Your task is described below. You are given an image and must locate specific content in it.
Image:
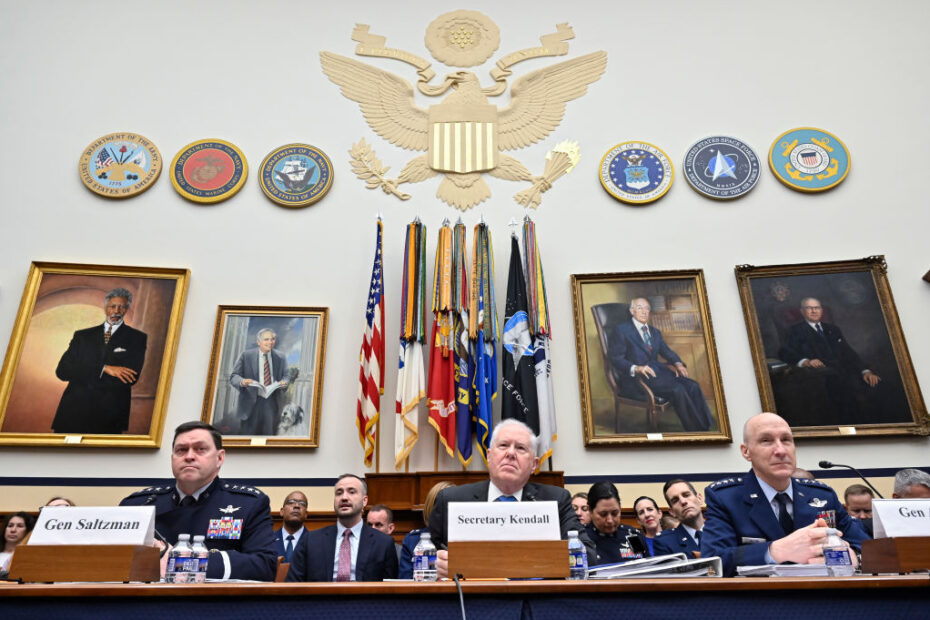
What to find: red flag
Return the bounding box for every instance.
[356,220,384,467]
[427,314,456,456]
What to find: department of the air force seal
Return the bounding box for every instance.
[599,141,674,205]
[170,139,248,204]
[78,132,162,199]
[683,136,760,200]
[259,144,333,207]
[769,127,850,192]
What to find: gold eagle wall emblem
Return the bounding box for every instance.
[320,10,607,210]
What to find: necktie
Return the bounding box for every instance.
[179,495,196,507]
[816,323,825,338]
[263,353,272,386]
[284,535,295,563]
[694,530,702,545]
[774,492,794,535]
[495,495,517,502]
[336,529,352,581]
[104,324,112,344]
[642,325,653,350]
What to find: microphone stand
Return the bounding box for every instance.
[818,460,885,498]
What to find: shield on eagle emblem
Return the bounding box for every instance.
[428,103,498,173]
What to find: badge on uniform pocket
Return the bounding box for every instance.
[207,517,243,539]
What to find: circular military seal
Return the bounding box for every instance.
[259,144,334,208]
[682,136,760,200]
[170,139,248,204]
[78,132,162,199]
[599,141,674,205]
[769,127,850,192]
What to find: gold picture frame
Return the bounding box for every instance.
[571,270,731,445]
[201,305,328,448]
[735,256,928,438]
[0,262,190,447]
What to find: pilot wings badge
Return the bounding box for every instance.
[219,504,240,514]
[321,10,606,210]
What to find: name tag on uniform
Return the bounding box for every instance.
[207,517,243,539]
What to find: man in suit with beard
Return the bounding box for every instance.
[229,328,289,435]
[52,287,147,434]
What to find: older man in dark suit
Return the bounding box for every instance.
[52,287,147,434]
[229,328,289,435]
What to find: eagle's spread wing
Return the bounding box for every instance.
[497,51,607,151]
[320,52,429,151]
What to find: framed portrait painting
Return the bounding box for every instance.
[0,262,190,447]
[571,270,731,445]
[201,305,328,448]
[735,256,928,438]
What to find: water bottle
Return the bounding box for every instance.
[567,530,588,580]
[190,535,209,583]
[823,528,855,576]
[412,531,438,582]
[165,534,192,583]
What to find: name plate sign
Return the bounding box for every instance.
[872,499,930,538]
[29,506,155,545]
[448,501,559,542]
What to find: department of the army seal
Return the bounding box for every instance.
[78,132,162,199]
[170,139,248,204]
[259,144,333,207]
[769,127,850,192]
[682,136,760,200]
[599,141,674,205]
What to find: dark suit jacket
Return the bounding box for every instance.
[53,322,147,433]
[779,321,868,375]
[701,469,868,576]
[607,320,684,397]
[273,526,305,560]
[286,523,397,582]
[427,480,596,564]
[652,523,700,557]
[229,347,288,421]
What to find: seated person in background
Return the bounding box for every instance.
[399,482,453,579]
[844,483,875,537]
[660,513,680,532]
[633,496,663,556]
[572,492,591,526]
[701,412,867,576]
[653,479,705,557]
[275,491,309,563]
[586,481,648,565]
[792,467,815,480]
[893,468,930,498]
[44,497,75,507]
[366,504,401,562]
[429,420,593,578]
[287,474,397,582]
[1,512,35,578]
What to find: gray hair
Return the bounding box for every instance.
[105,288,132,307]
[256,328,276,340]
[489,419,538,455]
[893,468,930,496]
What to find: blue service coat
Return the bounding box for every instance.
[652,523,700,557]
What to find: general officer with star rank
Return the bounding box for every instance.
[120,421,276,581]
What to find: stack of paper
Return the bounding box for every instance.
[588,554,722,579]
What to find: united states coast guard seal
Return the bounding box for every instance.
[599,141,673,205]
[170,139,248,204]
[683,136,760,200]
[259,144,333,207]
[78,132,162,199]
[769,127,850,192]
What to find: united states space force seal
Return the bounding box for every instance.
[78,132,162,199]
[259,144,334,207]
[599,141,673,205]
[170,139,248,204]
[769,127,850,192]
[682,136,760,200]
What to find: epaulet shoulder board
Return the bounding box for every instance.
[708,476,744,490]
[127,485,173,497]
[223,482,264,497]
[796,477,829,488]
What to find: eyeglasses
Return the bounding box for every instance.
[284,499,308,507]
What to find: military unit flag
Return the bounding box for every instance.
[469,222,499,464]
[427,222,457,457]
[355,220,384,468]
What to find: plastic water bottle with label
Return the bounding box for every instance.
[165,534,193,583]
[823,528,855,576]
[412,531,438,582]
[190,535,209,583]
[567,530,588,580]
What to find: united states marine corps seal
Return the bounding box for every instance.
[599,141,674,205]
[769,127,850,192]
[78,132,162,199]
[259,144,333,207]
[683,136,760,200]
[170,139,248,204]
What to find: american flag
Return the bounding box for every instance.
[96,148,115,168]
[356,220,384,468]
[800,151,819,167]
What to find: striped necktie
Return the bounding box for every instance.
[263,353,272,386]
[104,324,112,344]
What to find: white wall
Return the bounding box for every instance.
[1,0,928,491]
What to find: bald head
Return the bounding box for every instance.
[741,413,797,490]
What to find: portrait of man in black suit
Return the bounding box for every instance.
[51,287,147,434]
[229,328,289,436]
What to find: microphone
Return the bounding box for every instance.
[818,460,884,498]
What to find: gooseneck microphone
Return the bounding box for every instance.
[818,460,885,498]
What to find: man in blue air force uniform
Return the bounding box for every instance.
[120,421,276,581]
[653,478,705,557]
[700,412,867,576]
